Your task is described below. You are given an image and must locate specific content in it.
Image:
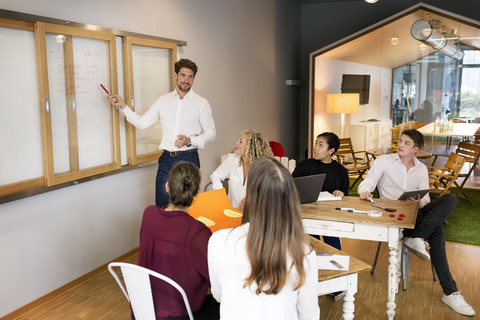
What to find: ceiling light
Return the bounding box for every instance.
[365,0,379,3]
[390,37,400,46]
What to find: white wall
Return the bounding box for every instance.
[0,0,300,316]
[313,56,392,141]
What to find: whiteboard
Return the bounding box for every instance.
[46,33,114,173]
[0,26,43,186]
[132,45,171,155]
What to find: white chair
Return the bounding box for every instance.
[108,262,194,320]
[275,156,296,173]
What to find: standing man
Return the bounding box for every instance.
[357,129,475,317]
[108,58,216,207]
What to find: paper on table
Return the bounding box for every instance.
[317,191,341,201]
[316,254,350,271]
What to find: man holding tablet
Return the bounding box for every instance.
[358,129,475,317]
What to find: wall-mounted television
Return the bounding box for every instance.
[341,74,370,105]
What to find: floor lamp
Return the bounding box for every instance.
[326,93,360,138]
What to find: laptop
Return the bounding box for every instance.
[293,174,326,204]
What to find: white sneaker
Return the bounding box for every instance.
[402,237,430,261]
[442,291,476,316]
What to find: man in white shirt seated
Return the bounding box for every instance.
[358,129,475,317]
[108,59,216,207]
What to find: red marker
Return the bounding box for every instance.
[100,84,109,95]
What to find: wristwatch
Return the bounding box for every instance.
[186,138,191,148]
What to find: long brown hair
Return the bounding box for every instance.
[242,158,310,294]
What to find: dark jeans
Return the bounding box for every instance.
[131,294,219,320]
[402,193,458,295]
[155,151,200,207]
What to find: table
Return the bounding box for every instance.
[302,196,418,320]
[367,148,432,159]
[417,122,480,150]
[310,236,370,320]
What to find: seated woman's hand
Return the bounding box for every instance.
[332,190,344,198]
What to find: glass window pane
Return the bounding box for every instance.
[0,26,43,185]
[132,45,171,156]
[46,33,114,173]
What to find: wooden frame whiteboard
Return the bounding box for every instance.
[0,18,44,196]
[123,36,177,165]
[35,22,120,186]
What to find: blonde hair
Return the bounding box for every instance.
[242,158,311,295]
[241,129,273,166]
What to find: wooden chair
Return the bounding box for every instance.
[429,142,480,205]
[335,138,372,190]
[428,152,466,199]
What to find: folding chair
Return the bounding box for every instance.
[108,262,194,320]
[335,138,372,189]
[428,152,466,199]
[430,142,480,205]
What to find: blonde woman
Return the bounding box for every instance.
[208,158,319,320]
[210,129,273,207]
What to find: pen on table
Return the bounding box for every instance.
[368,196,375,204]
[336,208,368,213]
[100,84,109,95]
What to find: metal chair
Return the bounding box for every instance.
[370,243,437,291]
[108,262,194,320]
[429,142,480,205]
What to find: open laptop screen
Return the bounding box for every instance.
[292,174,326,204]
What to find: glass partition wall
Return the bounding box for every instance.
[310,6,480,155]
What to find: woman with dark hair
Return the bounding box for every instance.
[292,132,349,249]
[208,158,319,320]
[137,161,219,320]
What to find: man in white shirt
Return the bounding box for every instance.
[358,129,475,317]
[108,59,216,207]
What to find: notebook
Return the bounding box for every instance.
[293,174,326,204]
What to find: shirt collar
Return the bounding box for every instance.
[174,88,195,100]
[393,152,421,167]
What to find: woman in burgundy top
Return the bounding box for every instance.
[137,161,219,320]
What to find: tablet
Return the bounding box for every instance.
[398,189,430,201]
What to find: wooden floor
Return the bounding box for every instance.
[6,239,479,320]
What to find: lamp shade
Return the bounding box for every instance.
[326,93,360,114]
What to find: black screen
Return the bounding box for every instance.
[341,74,370,105]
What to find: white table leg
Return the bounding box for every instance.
[387,228,401,320]
[342,274,358,320]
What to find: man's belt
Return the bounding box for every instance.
[163,149,198,157]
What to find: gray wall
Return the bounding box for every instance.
[0,0,300,316]
[298,0,480,160]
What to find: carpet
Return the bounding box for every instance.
[443,189,480,246]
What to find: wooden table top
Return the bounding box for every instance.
[301,196,418,229]
[309,236,371,282]
[417,122,480,137]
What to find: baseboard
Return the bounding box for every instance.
[1,247,139,320]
